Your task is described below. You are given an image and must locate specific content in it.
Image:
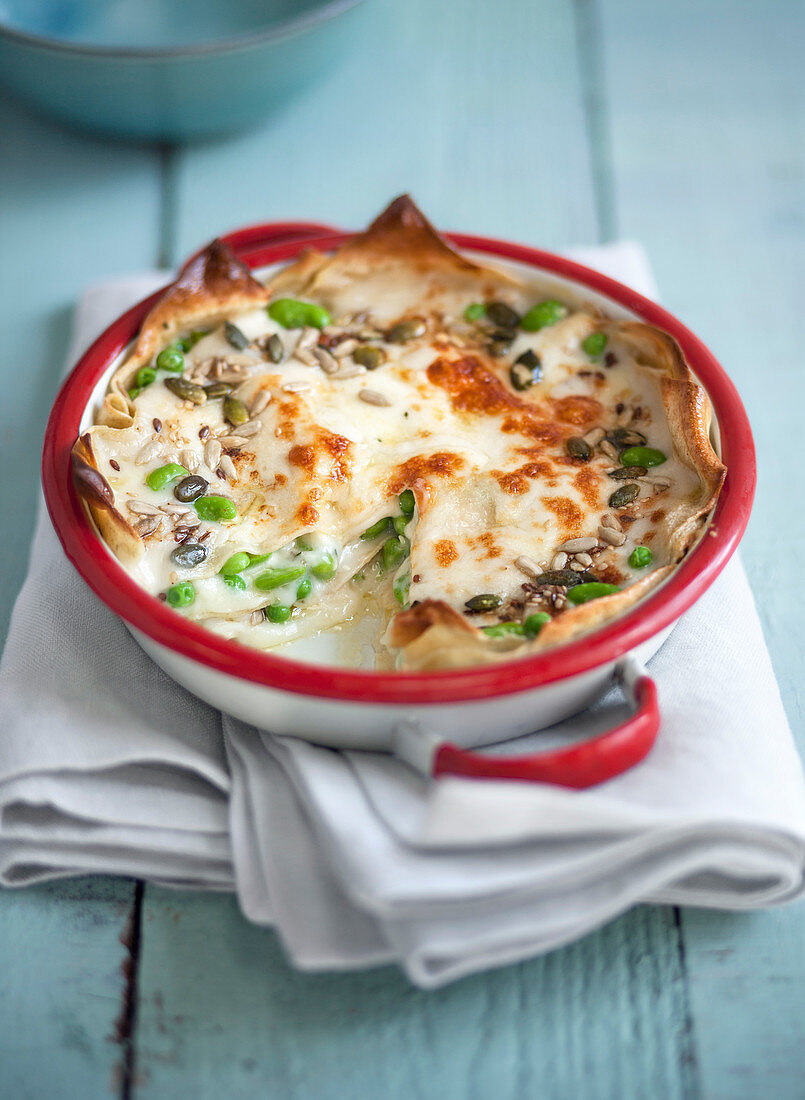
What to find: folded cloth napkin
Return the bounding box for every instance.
[1,245,803,989]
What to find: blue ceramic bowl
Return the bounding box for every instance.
[0,0,368,140]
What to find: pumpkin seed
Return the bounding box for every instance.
[608,465,647,479]
[607,427,647,447]
[224,321,250,350]
[204,381,233,399]
[566,436,592,461]
[534,569,597,587]
[488,334,514,358]
[387,319,426,344]
[170,543,209,568]
[266,334,284,363]
[485,302,520,330]
[173,475,209,503]
[510,350,542,390]
[165,377,207,405]
[352,345,385,370]
[465,593,502,612]
[608,483,640,508]
[223,396,249,426]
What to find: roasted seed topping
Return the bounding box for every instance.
[358,389,392,407]
[559,537,598,553]
[515,555,543,579]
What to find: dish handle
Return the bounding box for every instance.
[393,655,659,788]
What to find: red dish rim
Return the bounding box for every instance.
[42,222,756,705]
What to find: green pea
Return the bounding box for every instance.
[247,552,272,567]
[398,489,415,516]
[146,463,189,491]
[463,302,486,322]
[254,565,306,590]
[296,577,313,600]
[156,345,185,373]
[194,496,237,523]
[393,573,410,606]
[392,515,409,535]
[135,366,157,389]
[620,446,667,468]
[310,554,336,580]
[222,574,246,590]
[382,536,409,572]
[268,298,331,330]
[361,516,393,540]
[521,299,568,332]
[295,534,314,552]
[482,621,526,638]
[266,604,292,624]
[567,582,620,605]
[166,581,195,608]
[220,551,251,576]
[581,332,608,359]
[629,545,653,568]
[524,611,552,638]
[177,337,192,353]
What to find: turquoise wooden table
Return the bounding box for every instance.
[1,0,804,1095]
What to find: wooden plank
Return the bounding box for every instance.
[133,892,693,1100]
[167,0,598,264]
[0,877,140,1099]
[0,94,162,1096]
[599,0,805,1094]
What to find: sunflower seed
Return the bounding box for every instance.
[135,437,163,465]
[600,512,623,531]
[179,449,199,473]
[249,390,272,416]
[515,555,543,579]
[570,561,587,572]
[135,515,161,537]
[218,371,248,385]
[250,609,264,626]
[218,435,249,450]
[160,503,194,517]
[128,500,161,516]
[598,525,627,547]
[617,406,634,427]
[294,348,318,368]
[313,346,339,374]
[551,552,568,570]
[647,477,672,494]
[575,552,594,567]
[237,419,262,437]
[599,440,620,461]
[358,389,391,407]
[194,358,216,379]
[559,537,598,553]
[332,363,365,380]
[583,427,606,447]
[219,454,237,480]
[296,327,320,353]
[333,338,358,358]
[204,439,222,469]
[282,381,312,394]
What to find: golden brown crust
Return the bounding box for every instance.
[71,434,143,566]
[99,239,270,428]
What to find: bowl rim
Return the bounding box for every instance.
[0,0,366,59]
[42,221,756,705]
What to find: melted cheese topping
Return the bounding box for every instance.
[86,284,704,663]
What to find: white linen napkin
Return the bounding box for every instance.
[1,246,803,989]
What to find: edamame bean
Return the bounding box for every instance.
[166,581,195,608]
[521,299,568,331]
[194,495,237,523]
[310,555,336,580]
[220,552,251,576]
[222,574,246,590]
[481,621,525,638]
[582,332,607,359]
[268,298,331,330]
[146,463,189,491]
[361,517,392,540]
[566,582,620,604]
[254,565,306,590]
[524,611,552,638]
[393,573,410,606]
[392,515,409,535]
[296,577,313,600]
[620,446,667,467]
[156,345,185,373]
[382,536,409,572]
[398,489,415,515]
[629,545,653,568]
